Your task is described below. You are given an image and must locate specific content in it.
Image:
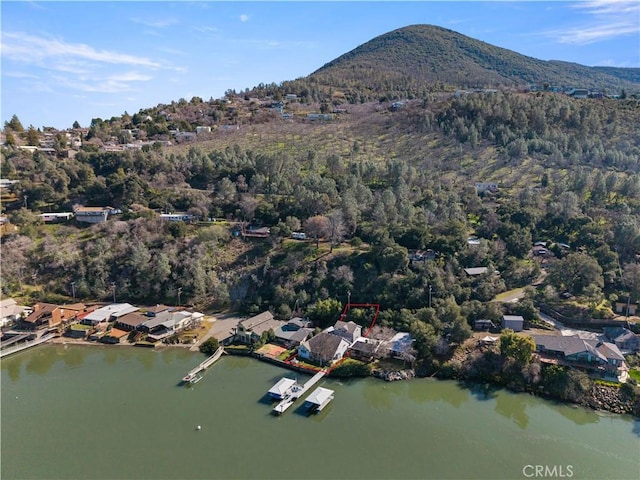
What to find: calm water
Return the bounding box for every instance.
[1,345,639,480]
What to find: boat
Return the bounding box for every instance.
[183,372,202,384]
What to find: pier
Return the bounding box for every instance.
[0,332,57,358]
[182,346,224,385]
[272,369,326,415]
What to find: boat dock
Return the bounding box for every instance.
[272,369,326,415]
[304,387,334,413]
[182,346,224,385]
[0,332,57,359]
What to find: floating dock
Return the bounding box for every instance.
[182,346,224,385]
[304,387,334,413]
[272,370,326,415]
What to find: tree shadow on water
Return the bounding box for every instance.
[466,382,499,401]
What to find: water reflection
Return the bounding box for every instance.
[361,379,398,410]
[494,391,531,429]
[406,378,470,408]
[25,350,56,376]
[61,345,87,369]
[137,348,158,370]
[2,353,26,383]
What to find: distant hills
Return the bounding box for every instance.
[309,25,640,93]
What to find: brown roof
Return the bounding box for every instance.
[106,328,128,339]
[305,332,349,362]
[23,303,56,323]
[116,312,148,328]
[145,304,172,315]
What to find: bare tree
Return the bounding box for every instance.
[304,215,329,248]
[327,210,347,252]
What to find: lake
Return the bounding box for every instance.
[2,344,638,479]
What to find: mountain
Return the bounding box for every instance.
[309,24,640,93]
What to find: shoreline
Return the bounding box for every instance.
[9,336,637,418]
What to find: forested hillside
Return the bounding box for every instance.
[2,23,640,365]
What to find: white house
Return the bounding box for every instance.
[82,303,139,326]
[74,206,111,224]
[330,320,362,344]
[0,298,30,328]
[298,332,350,366]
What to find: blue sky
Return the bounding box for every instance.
[2,1,639,130]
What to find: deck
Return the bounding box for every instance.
[182,346,224,384]
[272,370,326,415]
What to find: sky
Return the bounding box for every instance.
[2,1,639,130]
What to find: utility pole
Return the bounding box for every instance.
[71,281,76,303]
[347,290,351,309]
[111,282,116,303]
[177,287,182,307]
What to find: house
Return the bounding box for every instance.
[40,212,74,223]
[140,310,197,341]
[602,327,640,353]
[159,213,196,222]
[532,245,549,256]
[195,126,211,135]
[348,338,379,362]
[242,226,271,238]
[144,304,172,317]
[502,315,524,332]
[273,318,313,347]
[614,301,638,316]
[114,312,149,331]
[567,89,589,99]
[475,182,498,194]
[100,327,129,344]
[298,332,350,366]
[74,206,112,224]
[235,311,282,344]
[82,303,138,326]
[531,334,628,380]
[464,267,489,276]
[382,332,415,359]
[23,303,86,329]
[0,298,30,328]
[474,319,496,331]
[330,320,362,344]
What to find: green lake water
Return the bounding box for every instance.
[1,344,639,480]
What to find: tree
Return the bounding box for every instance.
[622,263,640,302]
[72,120,81,129]
[547,253,603,295]
[304,215,330,248]
[307,298,343,328]
[499,329,535,366]
[327,210,346,252]
[5,114,24,132]
[25,125,39,146]
[199,337,219,355]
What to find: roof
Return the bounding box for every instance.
[603,327,637,344]
[23,303,57,323]
[303,332,349,361]
[531,334,625,362]
[334,320,360,334]
[142,310,192,330]
[239,311,274,331]
[385,332,414,353]
[106,328,128,339]
[145,304,172,315]
[305,387,334,406]
[275,326,313,343]
[350,339,378,354]
[84,303,137,323]
[503,315,524,322]
[74,206,111,213]
[268,377,297,397]
[0,298,28,319]
[116,312,148,328]
[464,267,488,276]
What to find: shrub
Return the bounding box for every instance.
[199,337,219,355]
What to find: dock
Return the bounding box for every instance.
[272,370,326,415]
[182,346,224,385]
[0,332,57,358]
[304,387,334,413]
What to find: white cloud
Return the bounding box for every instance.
[1,31,162,68]
[549,1,640,44]
[240,14,249,23]
[129,17,179,28]
[553,22,639,45]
